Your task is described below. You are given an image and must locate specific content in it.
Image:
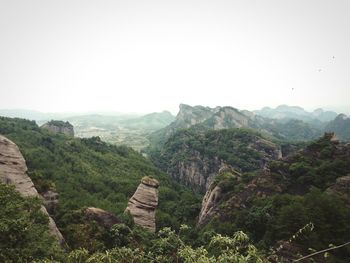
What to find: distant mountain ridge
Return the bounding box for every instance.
[147,104,323,147]
[255,104,338,123]
[325,113,350,140]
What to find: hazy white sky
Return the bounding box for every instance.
[1,0,349,114]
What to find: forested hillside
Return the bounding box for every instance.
[0,117,200,252]
[198,133,350,261]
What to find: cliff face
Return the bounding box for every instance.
[125,177,159,232]
[197,184,223,227]
[161,129,282,193]
[41,120,74,136]
[0,135,64,244]
[325,114,350,141]
[174,151,227,192]
[198,169,284,227]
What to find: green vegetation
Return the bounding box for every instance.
[150,128,280,184]
[1,115,350,262]
[0,116,200,251]
[201,134,350,261]
[0,183,64,262]
[46,120,73,128]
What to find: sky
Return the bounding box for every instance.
[1,0,350,114]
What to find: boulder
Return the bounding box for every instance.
[125,177,159,232]
[85,207,120,229]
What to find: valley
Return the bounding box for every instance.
[1,104,350,262]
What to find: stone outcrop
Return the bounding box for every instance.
[41,120,74,136]
[125,177,159,232]
[85,207,120,229]
[326,174,350,207]
[0,135,64,244]
[198,169,284,227]
[197,184,223,227]
[167,136,281,193]
[325,114,350,141]
[175,152,228,192]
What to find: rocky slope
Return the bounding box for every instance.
[125,177,159,232]
[324,113,350,141]
[198,133,350,228]
[0,135,64,244]
[198,168,283,227]
[41,120,74,136]
[326,174,350,207]
[156,128,282,192]
[148,104,323,150]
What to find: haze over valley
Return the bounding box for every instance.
[1,1,350,262]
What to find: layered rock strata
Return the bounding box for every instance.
[125,177,159,232]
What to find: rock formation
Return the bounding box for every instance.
[198,169,283,227]
[41,120,74,136]
[85,207,120,229]
[324,114,350,141]
[125,177,159,232]
[197,184,223,227]
[326,174,350,207]
[0,135,64,244]
[163,131,282,193]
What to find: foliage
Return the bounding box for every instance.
[0,183,64,262]
[66,227,268,263]
[152,128,280,191]
[0,116,200,250]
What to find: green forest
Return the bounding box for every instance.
[1,116,350,262]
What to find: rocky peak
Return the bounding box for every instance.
[41,120,74,136]
[207,107,253,129]
[0,135,64,244]
[175,104,217,129]
[125,177,159,232]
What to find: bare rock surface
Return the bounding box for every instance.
[125,177,159,232]
[41,120,74,136]
[0,135,64,244]
[197,185,222,227]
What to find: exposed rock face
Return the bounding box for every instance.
[198,170,284,227]
[41,120,74,136]
[164,133,281,193]
[175,151,228,192]
[326,174,350,207]
[42,190,59,215]
[0,135,64,244]
[125,177,159,232]
[197,185,223,227]
[325,114,350,141]
[85,207,120,229]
